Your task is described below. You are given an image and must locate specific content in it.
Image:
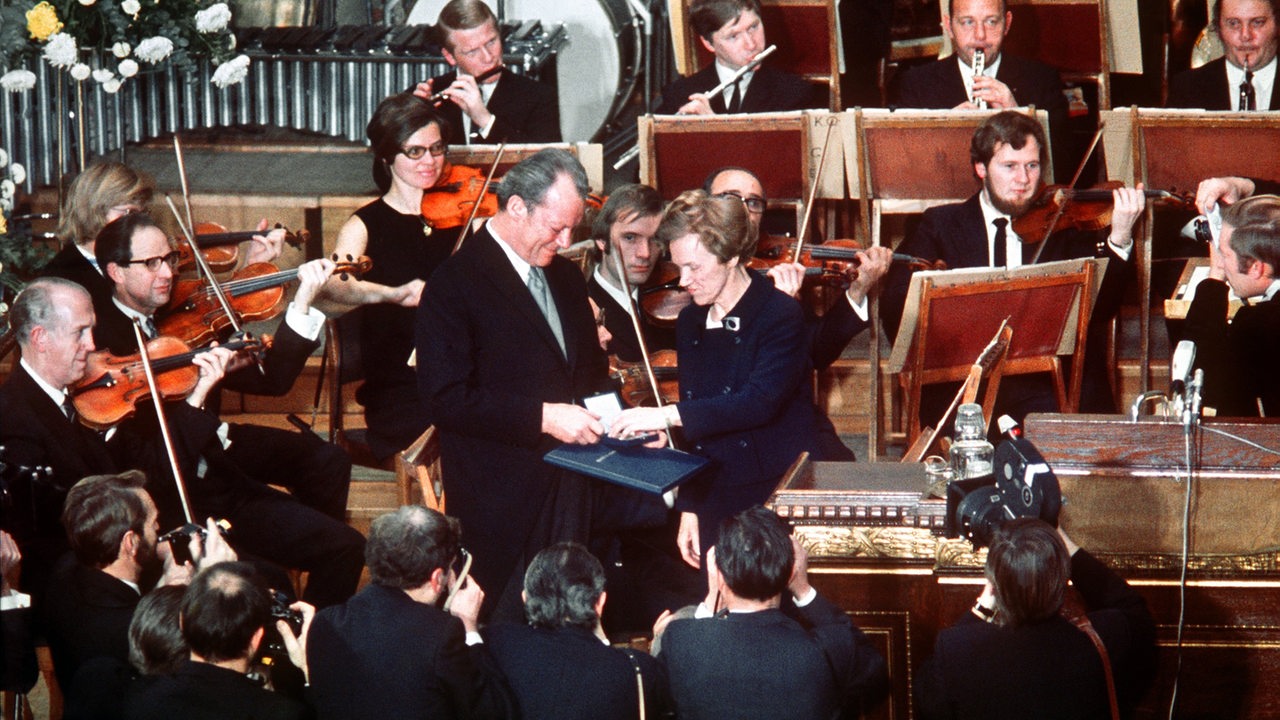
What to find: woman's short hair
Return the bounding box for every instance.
[365,92,450,193]
[985,518,1070,627]
[656,189,755,264]
[57,162,155,247]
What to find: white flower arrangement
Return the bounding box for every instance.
[195,3,231,33]
[134,36,174,64]
[0,70,37,92]
[41,32,78,68]
[211,53,250,88]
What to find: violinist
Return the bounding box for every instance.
[92,213,357,534]
[587,184,676,362]
[320,92,456,461]
[707,166,892,460]
[880,111,1145,421]
[609,191,820,569]
[656,0,823,115]
[411,0,560,144]
[42,162,288,310]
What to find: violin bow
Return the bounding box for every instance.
[131,320,196,524]
[1030,121,1106,264]
[613,247,676,449]
[452,141,506,255]
[792,117,837,263]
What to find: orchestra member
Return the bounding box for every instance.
[657,0,823,115]
[609,190,819,567]
[413,0,561,144]
[587,184,675,362]
[416,149,664,620]
[1183,194,1280,416]
[321,92,456,461]
[1196,175,1280,212]
[880,111,1145,421]
[1168,0,1279,109]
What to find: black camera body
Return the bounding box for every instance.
[159,520,231,566]
[259,589,303,660]
[945,435,1062,547]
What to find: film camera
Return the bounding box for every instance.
[946,434,1062,547]
[258,589,304,659]
[159,519,231,565]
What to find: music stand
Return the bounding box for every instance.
[1101,108,1280,392]
[888,259,1101,447]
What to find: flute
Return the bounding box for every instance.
[971,49,987,109]
[425,65,503,105]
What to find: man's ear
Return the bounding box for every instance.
[1250,259,1274,280]
[248,626,264,657]
[595,590,607,618]
[430,566,447,594]
[508,194,529,219]
[1002,10,1013,35]
[697,35,716,56]
[105,262,126,286]
[974,161,988,181]
[120,529,139,563]
[442,48,458,68]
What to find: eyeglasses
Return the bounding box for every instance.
[125,251,181,272]
[442,547,472,612]
[715,191,767,214]
[400,141,447,160]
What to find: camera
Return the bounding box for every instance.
[258,589,304,660]
[159,519,231,566]
[946,435,1062,547]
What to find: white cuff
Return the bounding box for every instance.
[477,115,497,139]
[846,293,869,322]
[465,631,483,646]
[0,591,31,611]
[1107,237,1133,262]
[285,303,325,341]
[694,602,714,619]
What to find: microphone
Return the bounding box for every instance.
[996,414,1021,440]
[1170,340,1196,398]
[1185,368,1205,433]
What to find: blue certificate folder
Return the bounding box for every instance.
[544,443,711,495]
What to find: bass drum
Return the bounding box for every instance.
[506,0,640,143]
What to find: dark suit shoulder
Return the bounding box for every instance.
[1168,58,1229,109]
[890,57,967,108]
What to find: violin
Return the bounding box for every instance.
[176,222,309,273]
[73,334,269,430]
[611,349,679,407]
[159,255,372,347]
[751,238,948,286]
[422,162,500,235]
[1012,182,1194,242]
[637,261,692,327]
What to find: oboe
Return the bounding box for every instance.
[971,49,987,109]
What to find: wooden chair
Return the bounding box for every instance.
[1002,0,1112,110]
[321,309,393,471]
[394,425,445,510]
[673,0,842,110]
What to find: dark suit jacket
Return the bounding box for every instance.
[809,293,870,372]
[433,68,560,144]
[674,272,819,548]
[915,550,1156,720]
[659,593,888,720]
[42,243,115,312]
[125,659,307,720]
[1183,278,1280,416]
[416,226,611,616]
[484,622,671,720]
[43,556,141,693]
[586,274,676,363]
[889,54,1070,176]
[306,583,512,720]
[1168,57,1280,110]
[657,63,823,115]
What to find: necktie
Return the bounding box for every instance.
[145,317,158,339]
[1240,69,1257,111]
[992,218,1008,267]
[726,79,742,114]
[61,395,77,423]
[527,267,566,357]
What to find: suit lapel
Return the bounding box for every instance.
[472,229,570,367]
[16,367,115,486]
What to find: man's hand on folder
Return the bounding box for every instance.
[542,403,604,444]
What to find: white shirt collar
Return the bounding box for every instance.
[112,297,155,334]
[1263,278,1280,302]
[488,223,532,283]
[977,189,1023,267]
[1224,56,1276,110]
[75,243,104,274]
[20,357,72,406]
[592,267,636,317]
[714,61,754,108]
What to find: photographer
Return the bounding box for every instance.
[915,518,1156,720]
[125,561,313,719]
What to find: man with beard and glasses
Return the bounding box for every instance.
[880,111,1145,423]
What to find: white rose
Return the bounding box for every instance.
[118,59,139,77]
[78,0,96,5]
[0,70,37,92]
[195,3,232,33]
[112,42,131,58]
[134,36,174,63]
[121,0,140,14]
[42,33,79,69]
[70,63,92,81]
[0,179,14,201]
[0,149,7,167]
[210,54,251,88]
[93,68,115,83]
[102,78,123,93]
[10,164,25,186]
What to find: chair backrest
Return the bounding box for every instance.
[1002,0,1111,109]
[639,113,810,200]
[323,308,368,442]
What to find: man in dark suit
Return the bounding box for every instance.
[485,542,671,719]
[417,148,663,621]
[306,505,513,720]
[655,507,888,719]
[1168,0,1278,109]
[125,562,310,720]
[93,212,353,525]
[881,111,1145,421]
[889,0,1070,174]
[1184,194,1280,416]
[413,0,560,144]
[657,0,822,115]
[915,519,1155,719]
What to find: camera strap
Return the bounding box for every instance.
[1062,605,1120,720]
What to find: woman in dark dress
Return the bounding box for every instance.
[321,92,459,460]
[610,190,818,567]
